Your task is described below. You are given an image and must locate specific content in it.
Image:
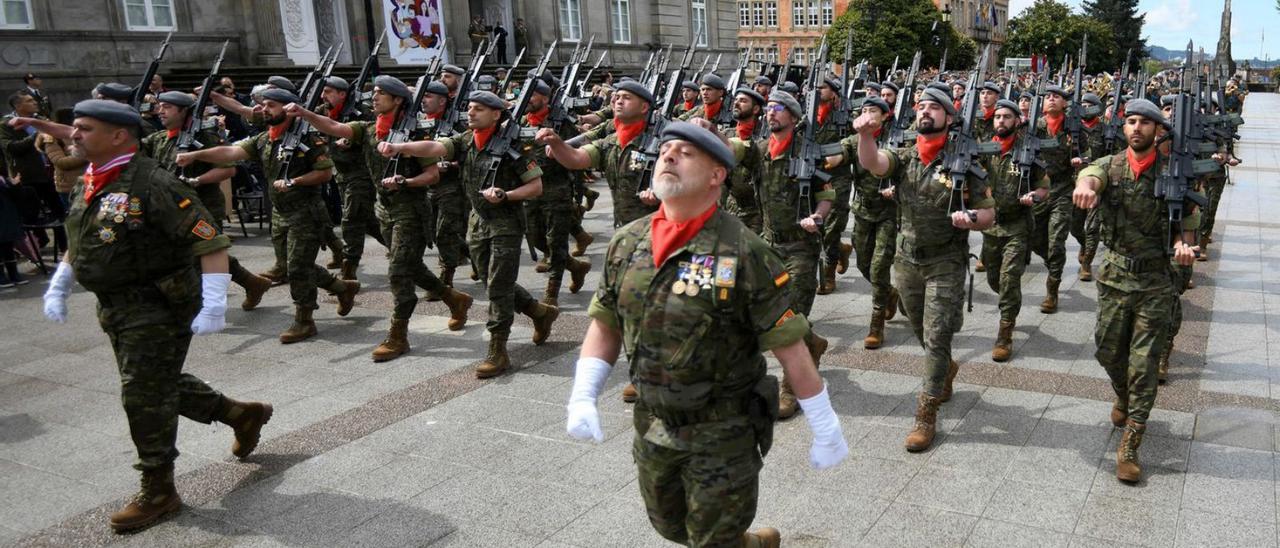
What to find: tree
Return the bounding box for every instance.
[825,0,976,72]
[1081,0,1148,70]
[1004,0,1117,74]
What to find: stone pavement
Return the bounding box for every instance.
[3,94,1280,547]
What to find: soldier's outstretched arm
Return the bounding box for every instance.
[774,340,850,469]
[380,139,446,158]
[208,92,255,120]
[536,127,592,169]
[283,103,355,139]
[176,144,250,167]
[853,112,891,176]
[8,117,73,140]
[565,320,623,443]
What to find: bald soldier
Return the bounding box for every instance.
[566,121,848,548]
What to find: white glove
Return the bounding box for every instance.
[565,357,612,443]
[190,273,231,335]
[43,261,75,323]
[799,384,849,470]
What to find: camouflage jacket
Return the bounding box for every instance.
[435,130,543,239]
[345,119,437,215]
[982,132,1049,238]
[882,139,996,265]
[582,130,658,227]
[1035,115,1075,190]
[521,109,577,203]
[140,126,229,221]
[836,132,897,222]
[317,103,372,185]
[233,128,333,216]
[729,133,838,244]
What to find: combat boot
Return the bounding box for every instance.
[572,230,594,257]
[1116,420,1146,483]
[329,279,360,316]
[470,263,480,281]
[279,308,317,344]
[1158,345,1171,384]
[837,242,853,274]
[864,308,886,349]
[339,259,359,281]
[441,288,473,331]
[940,359,959,402]
[1040,276,1060,314]
[326,244,342,270]
[372,319,411,362]
[215,397,273,459]
[743,527,781,548]
[584,187,600,211]
[885,287,900,321]
[259,264,287,286]
[239,272,272,311]
[524,301,560,345]
[534,256,551,273]
[109,464,181,533]
[817,263,836,295]
[621,383,638,403]
[805,331,829,368]
[992,320,1014,362]
[542,278,561,307]
[1078,251,1094,282]
[568,258,591,293]
[475,335,510,378]
[974,258,986,272]
[778,375,799,420]
[1197,238,1209,262]
[905,393,943,452]
[1110,396,1128,428]
[440,266,456,288]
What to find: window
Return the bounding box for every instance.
[0,0,32,29]
[766,1,777,27]
[559,0,582,41]
[768,47,778,63]
[692,0,708,46]
[610,0,631,43]
[821,0,833,26]
[753,2,764,27]
[123,0,175,31]
[808,1,819,27]
[792,0,805,27]
[794,47,806,66]
[740,2,750,26]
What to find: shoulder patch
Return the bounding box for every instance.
[773,271,790,288]
[192,219,217,240]
[774,308,797,328]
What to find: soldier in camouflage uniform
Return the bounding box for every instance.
[38,100,271,533]
[287,76,475,362]
[433,67,480,287]
[565,121,847,548]
[315,76,387,281]
[974,81,1001,142]
[813,76,854,296]
[721,88,766,234]
[854,87,996,452]
[178,88,360,344]
[679,73,729,127]
[1072,99,1200,483]
[1074,93,1106,282]
[728,90,835,420]
[1196,96,1239,261]
[1030,85,1077,314]
[672,80,700,118]
[139,91,273,311]
[388,90,558,378]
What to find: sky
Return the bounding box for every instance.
[1005,0,1280,61]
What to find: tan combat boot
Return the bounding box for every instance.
[864,308,886,349]
[215,397,273,459]
[239,272,273,311]
[837,242,853,274]
[940,359,959,402]
[279,308,317,344]
[534,256,551,273]
[806,331,829,368]
[584,187,600,211]
[475,335,510,378]
[525,301,560,346]
[992,320,1014,362]
[778,374,798,420]
[1110,396,1128,428]
[974,258,986,272]
[572,230,594,257]
[330,279,360,316]
[1078,251,1094,282]
[441,288,473,331]
[568,258,591,293]
[904,393,943,452]
[1158,345,1171,384]
[440,266,455,288]
[326,243,343,270]
[1040,276,1060,314]
[109,464,181,533]
[372,319,411,362]
[339,259,358,281]
[743,526,781,548]
[542,278,561,307]
[426,267,454,302]
[1197,236,1210,262]
[885,287,901,321]
[817,263,836,295]
[621,383,638,403]
[1116,420,1146,483]
[259,264,287,286]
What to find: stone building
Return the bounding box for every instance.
[735,0,850,67]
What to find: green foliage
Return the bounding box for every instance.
[1004,0,1118,73]
[825,0,977,71]
[1080,0,1147,69]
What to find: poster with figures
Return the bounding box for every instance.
[384,0,448,64]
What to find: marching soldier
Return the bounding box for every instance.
[565,121,848,548]
[176,88,360,344]
[672,80,700,118]
[383,90,558,379]
[974,81,1001,142]
[1071,99,1199,483]
[880,81,900,111]
[39,100,271,532]
[752,75,773,100]
[315,76,387,281]
[1030,84,1077,314]
[431,71,479,289]
[1074,92,1106,281]
[721,87,766,234]
[814,75,853,296]
[853,86,996,451]
[680,73,728,126]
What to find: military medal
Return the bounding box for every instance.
[685,282,700,297]
[98,227,116,243]
[672,261,690,294]
[672,279,687,294]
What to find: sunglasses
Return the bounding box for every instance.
[766,104,788,113]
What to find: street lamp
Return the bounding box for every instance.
[942,3,952,24]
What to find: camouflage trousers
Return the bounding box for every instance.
[431,189,470,271]
[1200,174,1227,244]
[384,198,448,320]
[633,431,762,547]
[270,209,343,272]
[768,237,820,316]
[271,204,342,310]
[1070,206,1100,260]
[821,180,853,265]
[980,231,1030,323]
[1169,263,1193,346]
[895,256,967,397]
[526,199,574,283]
[852,215,897,310]
[1094,280,1174,425]
[1031,191,1072,278]
[100,299,223,471]
[338,177,384,264]
[469,232,537,337]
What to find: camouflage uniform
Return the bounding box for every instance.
[882,142,994,396]
[678,99,726,124]
[1080,153,1199,424]
[318,104,383,267]
[980,135,1048,322]
[717,126,763,234]
[234,131,339,311]
[837,132,898,309]
[581,131,659,227]
[429,115,472,274]
[587,209,809,547]
[65,154,231,470]
[522,113,578,287]
[1198,139,1229,247]
[974,109,996,143]
[814,106,852,270]
[434,131,543,336]
[1030,117,1075,279]
[1071,121,1106,262]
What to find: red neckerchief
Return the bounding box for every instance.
[267,121,290,141]
[992,133,1017,155]
[818,102,833,125]
[916,132,947,165]
[1082,117,1099,128]
[375,112,396,140]
[473,125,497,150]
[768,129,794,159]
[736,118,756,140]
[650,202,718,267]
[1127,148,1158,179]
[954,100,963,112]
[1044,112,1065,136]
[705,100,722,121]
[984,107,995,120]
[526,106,550,127]
[166,128,179,139]
[615,118,646,149]
[84,148,137,204]
[426,110,443,120]
[683,99,695,111]
[327,100,346,120]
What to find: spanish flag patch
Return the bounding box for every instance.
[192,219,217,240]
[774,308,796,328]
[178,198,191,209]
[773,271,790,287]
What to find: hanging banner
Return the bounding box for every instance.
[384,0,448,64]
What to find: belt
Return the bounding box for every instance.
[96,286,164,308]
[1103,249,1166,273]
[647,397,751,428]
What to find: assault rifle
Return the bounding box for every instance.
[789,37,840,223]
[1154,41,1213,255]
[578,50,608,98]
[132,32,173,112]
[712,49,751,128]
[379,57,443,183]
[1103,48,1131,154]
[173,40,229,178]
[942,45,998,216]
[1011,70,1058,199]
[886,51,922,152]
[273,44,341,184]
[633,42,697,195]
[694,55,711,83]
[1065,35,1087,161]
[339,34,385,122]
[441,39,495,136]
[544,40,590,132]
[295,45,336,108]
[936,47,948,81]
[477,41,557,197]
[499,46,527,99]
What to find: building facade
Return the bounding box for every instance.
[933,0,1008,70]
[735,0,849,67]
